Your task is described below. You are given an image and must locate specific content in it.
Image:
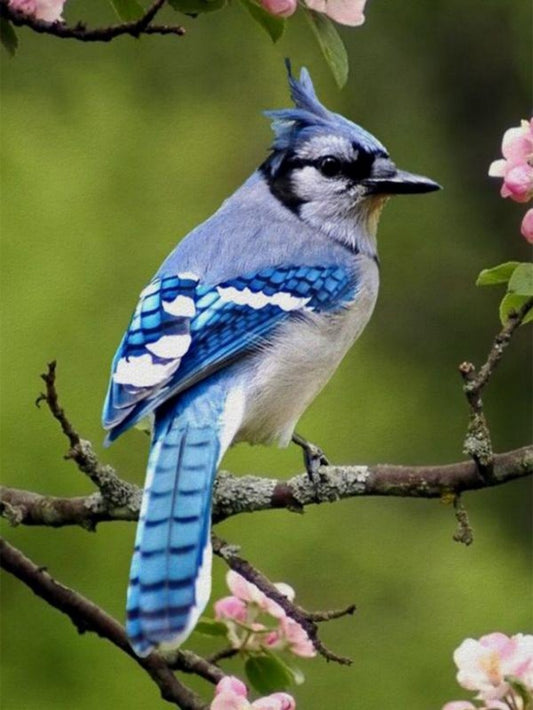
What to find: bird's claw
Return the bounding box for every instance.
[292,433,330,483]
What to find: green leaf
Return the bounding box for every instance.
[168,0,226,15]
[265,652,305,685]
[109,0,145,21]
[0,18,18,57]
[305,10,348,88]
[508,262,533,296]
[193,618,229,637]
[245,655,293,695]
[499,293,533,325]
[240,0,285,43]
[476,261,521,287]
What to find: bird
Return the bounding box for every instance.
[102,62,440,657]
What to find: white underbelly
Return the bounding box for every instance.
[234,262,379,446]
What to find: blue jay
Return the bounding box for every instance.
[102,63,439,657]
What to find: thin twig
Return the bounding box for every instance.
[452,494,474,546]
[205,647,239,665]
[306,604,357,623]
[36,361,137,507]
[0,0,185,43]
[212,534,355,665]
[36,360,79,447]
[0,538,208,709]
[459,297,533,481]
[465,297,533,397]
[459,359,495,477]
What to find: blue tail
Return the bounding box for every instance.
[126,404,220,657]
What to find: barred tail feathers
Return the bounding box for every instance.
[126,411,220,657]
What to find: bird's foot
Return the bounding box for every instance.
[292,432,330,483]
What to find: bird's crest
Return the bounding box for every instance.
[265,60,332,154]
[264,60,387,173]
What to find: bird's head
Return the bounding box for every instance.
[261,62,440,249]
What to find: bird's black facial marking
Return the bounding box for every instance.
[285,149,384,184]
[261,146,390,212]
[261,152,305,215]
[346,149,379,182]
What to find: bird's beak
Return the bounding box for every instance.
[362,157,441,195]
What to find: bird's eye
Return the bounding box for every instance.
[318,156,342,178]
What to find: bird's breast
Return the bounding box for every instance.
[233,256,380,447]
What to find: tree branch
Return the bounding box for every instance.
[213,446,533,519]
[0,537,209,709]
[212,535,356,665]
[2,446,530,530]
[0,0,185,42]
[0,487,138,529]
[162,649,224,683]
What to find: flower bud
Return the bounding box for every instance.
[260,0,297,18]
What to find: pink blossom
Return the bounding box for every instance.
[8,0,65,22]
[244,622,273,652]
[489,119,533,203]
[226,571,268,607]
[252,693,296,710]
[520,208,533,243]
[210,677,296,710]
[225,572,295,617]
[218,572,313,658]
[453,633,533,701]
[211,676,250,710]
[504,164,533,202]
[260,0,297,17]
[279,616,316,658]
[304,0,366,26]
[214,596,248,623]
[263,618,315,658]
[211,694,248,710]
[514,633,533,689]
[215,677,248,698]
[263,629,284,649]
[442,702,508,710]
[8,0,35,15]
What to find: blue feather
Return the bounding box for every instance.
[103,264,356,442]
[126,399,220,657]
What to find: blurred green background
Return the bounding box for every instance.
[1,0,531,708]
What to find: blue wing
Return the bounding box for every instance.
[103,264,357,442]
